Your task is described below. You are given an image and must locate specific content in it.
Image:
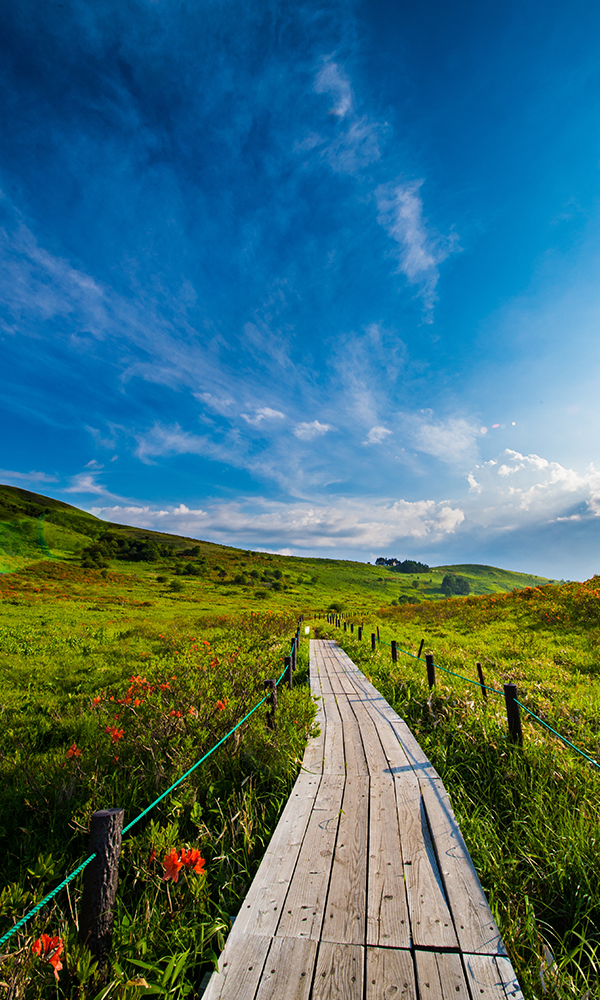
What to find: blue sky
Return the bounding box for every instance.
[2,0,600,578]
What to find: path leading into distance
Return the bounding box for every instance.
[204,639,522,1000]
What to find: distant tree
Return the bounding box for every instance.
[375,557,430,573]
[441,574,470,596]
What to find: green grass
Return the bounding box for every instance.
[321,580,600,999]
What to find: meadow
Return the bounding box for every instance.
[0,484,596,999]
[321,579,600,1000]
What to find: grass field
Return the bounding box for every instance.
[0,483,596,998]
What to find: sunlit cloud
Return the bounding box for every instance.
[364,426,392,445]
[293,420,334,441]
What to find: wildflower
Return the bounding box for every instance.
[149,848,157,864]
[32,934,64,980]
[181,848,206,874]
[134,698,141,706]
[66,743,81,759]
[92,696,101,706]
[105,725,124,743]
[163,849,184,883]
[216,699,227,711]
[168,710,182,718]
[202,640,210,647]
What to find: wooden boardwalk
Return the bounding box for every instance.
[204,639,522,1000]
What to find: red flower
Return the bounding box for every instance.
[105,725,124,743]
[163,849,184,882]
[149,848,157,864]
[92,696,101,706]
[66,743,81,759]
[216,699,227,711]
[32,934,64,980]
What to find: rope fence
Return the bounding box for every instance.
[322,611,600,775]
[0,629,302,953]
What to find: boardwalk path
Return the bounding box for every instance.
[204,639,522,1000]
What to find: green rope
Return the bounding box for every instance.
[0,855,96,949]
[515,700,600,769]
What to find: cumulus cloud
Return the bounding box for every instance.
[293,420,334,441]
[89,494,464,550]
[464,449,600,528]
[363,425,392,446]
[376,181,459,317]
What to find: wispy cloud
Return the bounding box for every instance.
[240,407,286,427]
[0,468,58,484]
[376,181,459,318]
[64,472,116,496]
[364,426,392,445]
[293,420,334,441]
[307,59,386,175]
[401,413,480,465]
[314,60,353,117]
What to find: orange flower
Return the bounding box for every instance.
[216,699,227,711]
[149,848,157,864]
[92,696,101,706]
[163,849,184,882]
[181,848,206,875]
[66,743,81,759]
[105,725,124,742]
[32,934,64,980]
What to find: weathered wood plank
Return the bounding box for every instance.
[202,933,270,1000]
[254,937,317,1000]
[233,769,322,938]
[312,942,363,1000]
[367,775,411,948]
[414,950,469,1000]
[394,774,458,949]
[275,775,344,940]
[366,947,416,1000]
[322,775,369,945]
[495,956,524,1000]
[421,781,506,955]
[463,954,517,1000]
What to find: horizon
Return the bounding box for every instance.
[2,0,600,579]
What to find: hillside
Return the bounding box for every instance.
[0,484,551,619]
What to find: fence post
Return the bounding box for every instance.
[264,679,277,731]
[343,621,347,632]
[285,656,292,690]
[377,626,380,642]
[79,808,124,964]
[426,653,435,689]
[477,662,487,702]
[417,639,424,659]
[504,683,523,744]
[391,640,397,664]
[350,623,354,633]
[291,637,297,672]
[358,626,363,641]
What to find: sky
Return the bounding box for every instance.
[2,0,600,579]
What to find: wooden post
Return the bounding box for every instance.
[426,653,435,689]
[377,626,380,642]
[264,679,277,731]
[417,639,424,659]
[371,633,376,651]
[391,640,397,663]
[504,683,523,744]
[350,623,354,633]
[343,621,347,632]
[285,655,292,690]
[79,808,124,964]
[477,662,487,701]
[291,637,297,671]
[358,626,363,640]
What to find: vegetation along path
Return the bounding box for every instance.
[204,639,522,1000]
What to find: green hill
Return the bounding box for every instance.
[0,484,552,617]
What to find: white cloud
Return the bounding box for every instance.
[88,494,465,549]
[85,460,104,470]
[376,181,459,317]
[196,392,235,416]
[364,426,392,446]
[240,407,286,427]
[404,414,480,465]
[293,420,334,441]
[0,468,58,484]
[64,473,115,496]
[314,59,353,117]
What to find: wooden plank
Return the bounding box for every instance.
[336,696,369,775]
[233,769,322,938]
[202,933,269,1000]
[275,775,344,940]
[367,775,411,948]
[322,775,369,945]
[421,781,506,955]
[463,954,516,1000]
[394,775,458,949]
[495,956,524,1000]
[414,950,469,1000]
[366,947,416,1000]
[254,937,318,1000]
[312,942,363,1000]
